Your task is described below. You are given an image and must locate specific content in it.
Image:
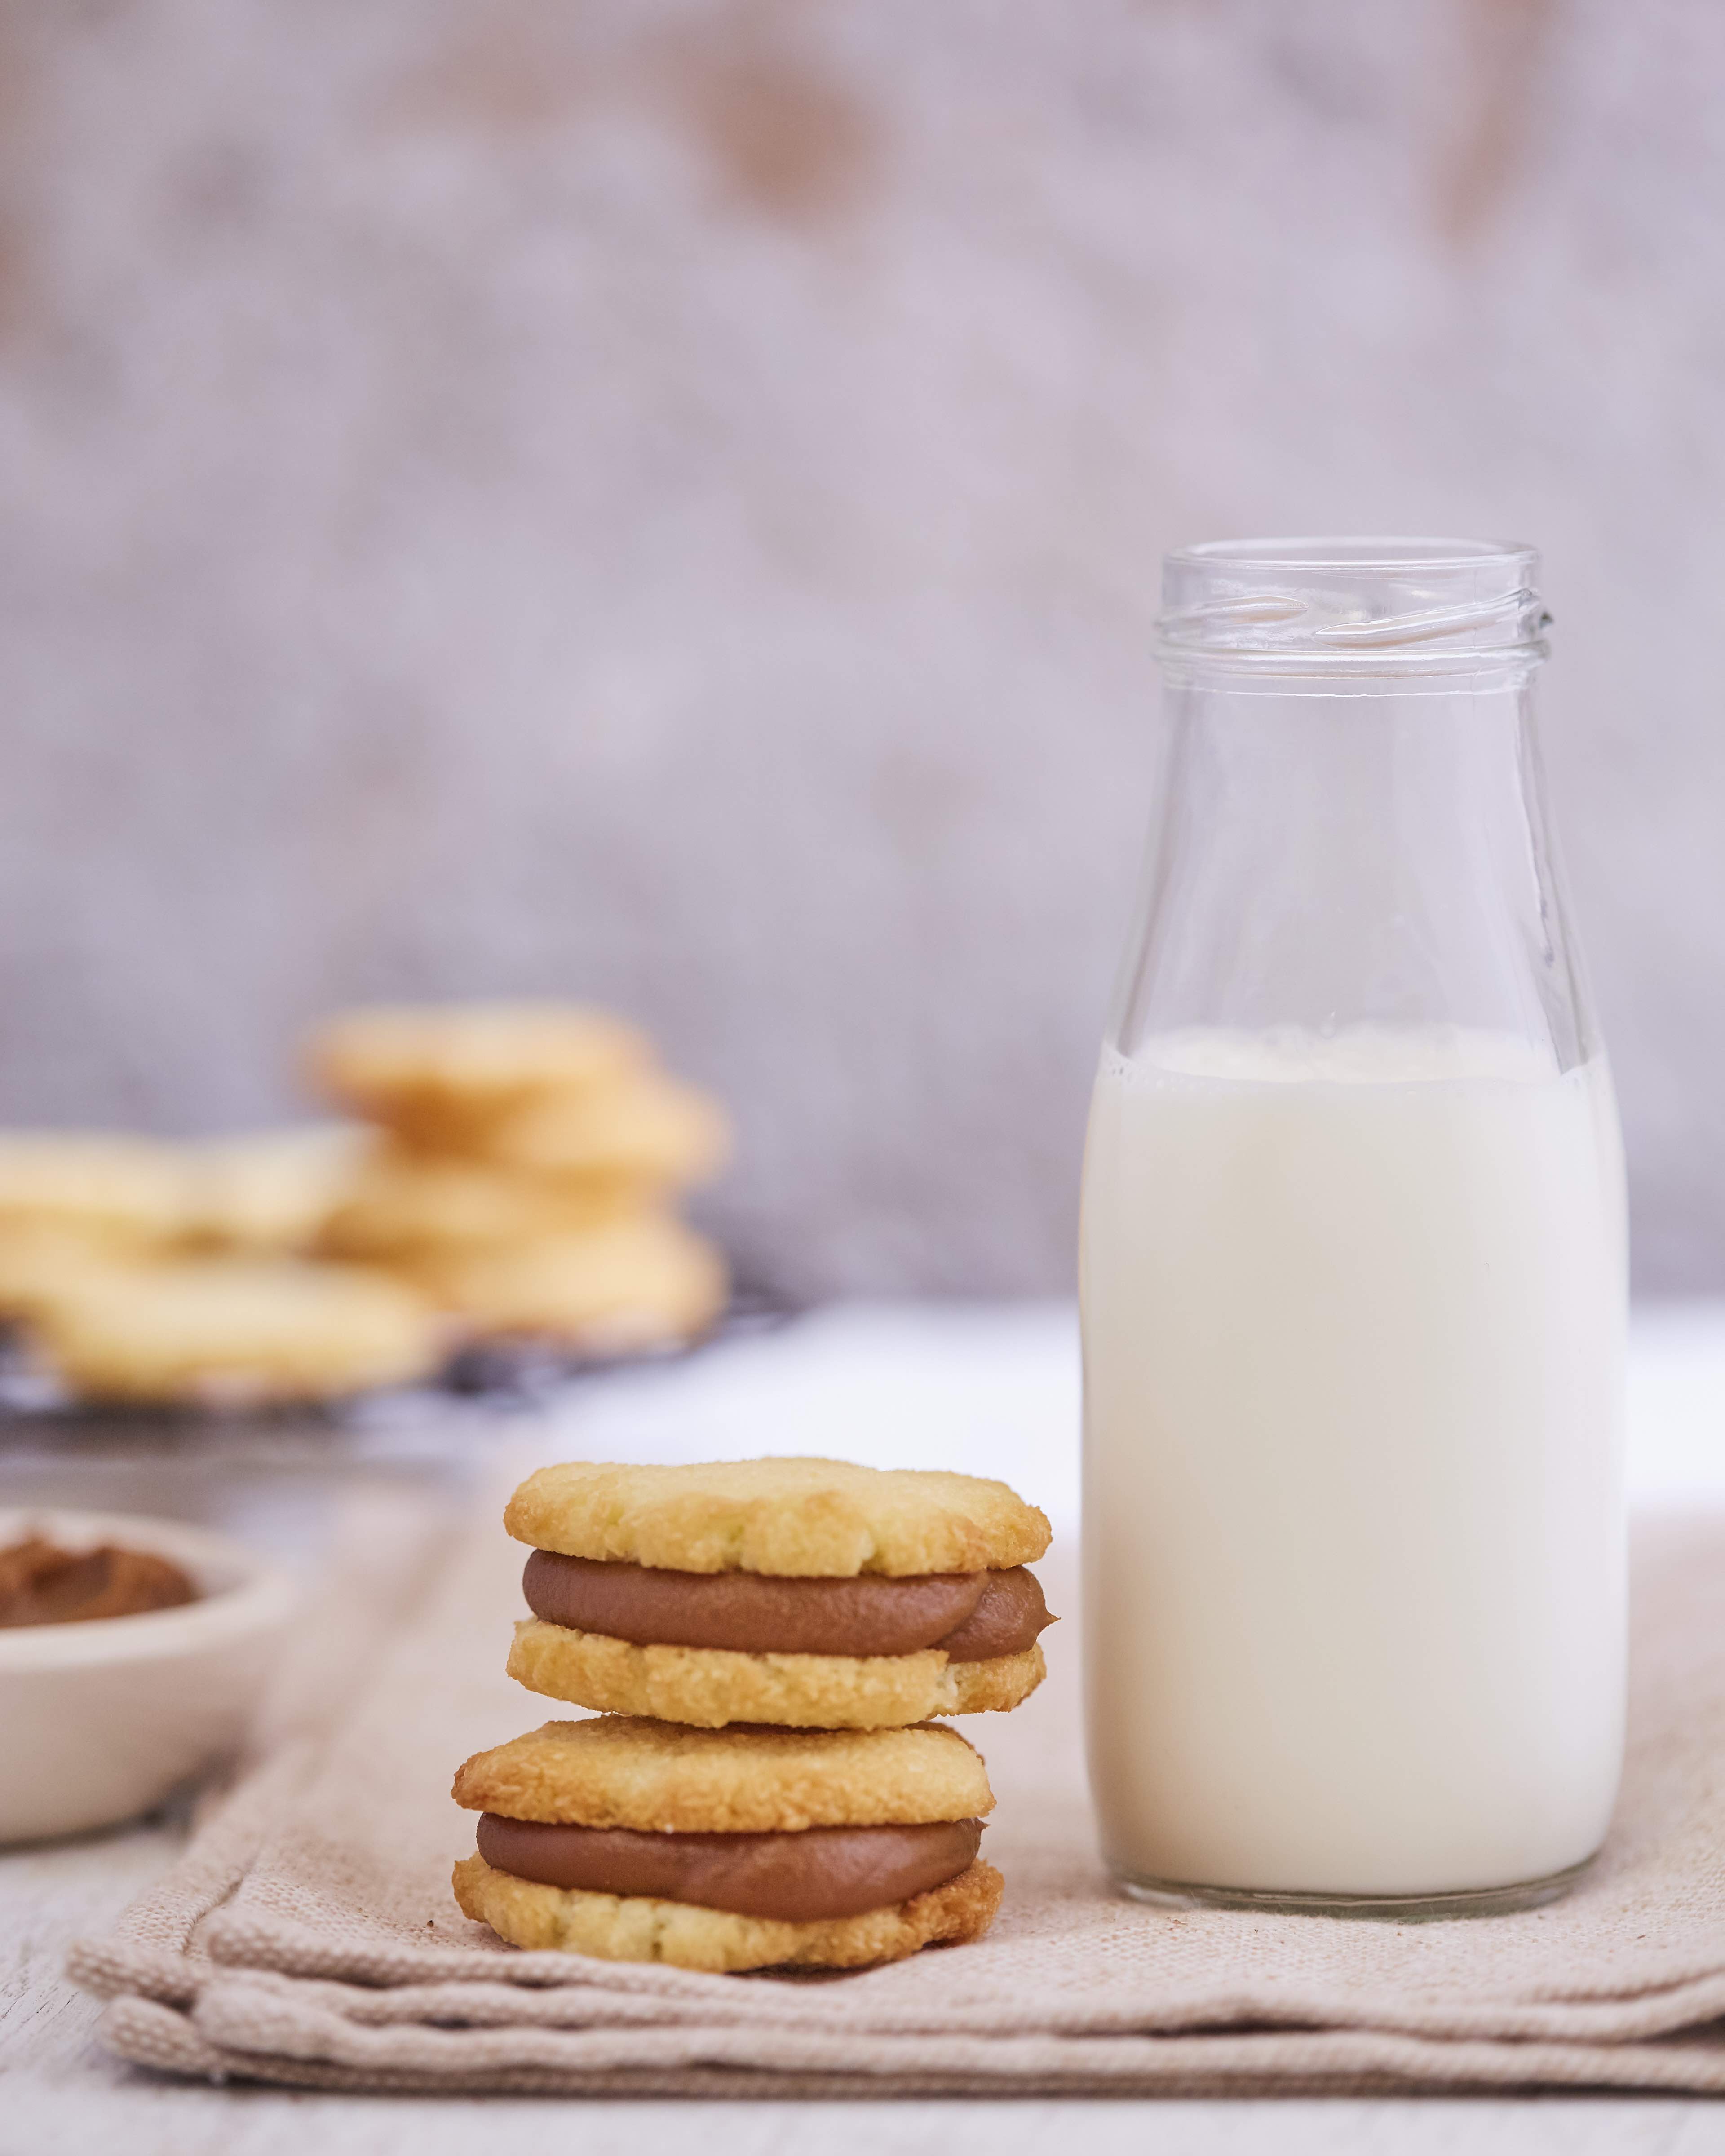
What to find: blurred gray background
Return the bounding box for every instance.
[0,0,1721,1299]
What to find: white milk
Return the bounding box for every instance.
[1080,1025,1627,1899]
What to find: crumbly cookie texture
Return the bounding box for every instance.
[453,1852,1003,1971]
[31,1256,443,1405]
[451,1716,993,1832]
[409,1216,726,1349]
[467,1074,731,1190]
[507,1621,1047,1730]
[505,1458,1051,1579]
[306,1002,649,1136]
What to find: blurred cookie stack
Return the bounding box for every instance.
[311,1003,730,1363]
[0,1000,730,1409]
[0,1125,440,1406]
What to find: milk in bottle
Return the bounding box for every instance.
[1081,542,1627,1914]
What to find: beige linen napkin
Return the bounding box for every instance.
[70,1488,1725,2097]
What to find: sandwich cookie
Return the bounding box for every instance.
[452,1716,1002,1971]
[504,1458,1054,1729]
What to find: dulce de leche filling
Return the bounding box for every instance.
[521,1551,1051,1661]
[476,1813,983,1922]
[0,1536,197,1628]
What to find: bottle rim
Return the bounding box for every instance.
[1166,535,1535,574]
[1158,536,1550,681]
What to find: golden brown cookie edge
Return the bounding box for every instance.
[503,1458,1053,1577]
[452,1713,994,1831]
[505,1619,1045,1729]
[451,1851,1003,1971]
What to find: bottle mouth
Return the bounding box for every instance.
[1158,537,1550,681]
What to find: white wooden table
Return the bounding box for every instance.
[4,1300,1724,2156]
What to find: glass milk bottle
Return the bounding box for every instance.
[1080,539,1627,1917]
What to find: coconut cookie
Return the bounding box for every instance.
[411,1215,727,1354]
[502,1458,1054,1728]
[30,1255,444,1405]
[452,1717,1003,1971]
[307,1002,650,1148]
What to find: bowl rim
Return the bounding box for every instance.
[0,1506,299,1669]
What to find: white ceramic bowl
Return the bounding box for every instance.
[0,1507,298,1844]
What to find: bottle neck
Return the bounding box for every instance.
[1110,669,1597,1074]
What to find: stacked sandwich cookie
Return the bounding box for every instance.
[0,1127,443,1408]
[506,1457,1054,1728]
[453,1457,1055,1971]
[0,1000,729,1408]
[451,1719,1001,1973]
